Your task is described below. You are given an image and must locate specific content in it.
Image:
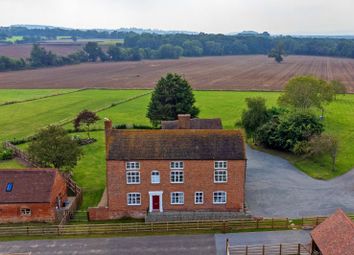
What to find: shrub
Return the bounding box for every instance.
[114,124,127,129]
[0,149,14,160]
[255,111,324,152]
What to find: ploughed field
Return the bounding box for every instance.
[0,89,353,208]
[0,55,354,92]
[0,43,83,59]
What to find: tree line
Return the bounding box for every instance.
[3,31,354,71]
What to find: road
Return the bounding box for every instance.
[0,235,216,255]
[246,146,354,217]
[0,231,311,255]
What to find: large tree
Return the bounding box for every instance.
[28,125,82,171]
[268,42,285,63]
[147,73,199,126]
[73,110,100,138]
[278,76,335,112]
[83,42,104,62]
[239,97,270,141]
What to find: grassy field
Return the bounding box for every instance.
[0,89,353,208]
[5,36,23,43]
[0,89,76,105]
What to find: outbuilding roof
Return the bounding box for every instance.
[311,209,354,255]
[107,129,246,160]
[0,169,59,204]
[162,118,222,129]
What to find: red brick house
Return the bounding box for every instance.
[0,169,67,223]
[311,209,354,255]
[89,118,247,220]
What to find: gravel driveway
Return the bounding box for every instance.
[246,146,354,218]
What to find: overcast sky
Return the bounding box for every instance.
[1,0,353,35]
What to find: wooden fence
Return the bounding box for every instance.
[3,141,40,168]
[0,216,329,238]
[56,176,83,225]
[226,241,310,255]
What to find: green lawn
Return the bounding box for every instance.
[0,89,353,208]
[0,159,26,169]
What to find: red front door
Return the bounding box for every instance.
[152,195,160,210]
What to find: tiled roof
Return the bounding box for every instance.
[311,209,354,255]
[107,129,245,160]
[0,169,58,204]
[162,118,222,129]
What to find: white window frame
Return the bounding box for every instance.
[194,191,204,205]
[20,208,32,216]
[171,192,184,205]
[214,161,227,169]
[127,192,141,206]
[151,170,160,184]
[170,161,184,169]
[170,170,184,183]
[214,169,228,183]
[126,171,140,184]
[213,191,227,204]
[126,161,140,170]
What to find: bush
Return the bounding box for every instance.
[0,149,14,160]
[255,111,324,152]
[114,124,127,129]
[132,124,156,129]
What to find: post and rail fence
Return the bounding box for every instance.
[1,215,353,238]
[226,240,311,255]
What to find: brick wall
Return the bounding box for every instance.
[0,203,54,223]
[92,159,246,220]
[50,172,68,207]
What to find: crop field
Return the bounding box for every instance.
[0,43,83,59]
[0,89,353,209]
[0,55,354,92]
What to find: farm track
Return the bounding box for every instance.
[0,55,354,92]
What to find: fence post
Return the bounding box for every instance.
[262,244,265,255]
[226,238,230,255]
[297,243,301,255]
[279,243,282,255]
[285,218,289,229]
[246,245,248,255]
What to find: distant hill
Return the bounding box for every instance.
[10,24,197,35]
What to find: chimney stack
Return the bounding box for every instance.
[104,118,112,159]
[178,114,191,129]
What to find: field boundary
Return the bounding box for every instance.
[0,88,87,107]
[0,215,353,238]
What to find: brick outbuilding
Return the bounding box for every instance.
[89,118,247,220]
[311,209,354,255]
[0,169,67,223]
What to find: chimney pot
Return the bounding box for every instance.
[178,114,191,129]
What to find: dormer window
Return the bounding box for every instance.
[5,183,13,192]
